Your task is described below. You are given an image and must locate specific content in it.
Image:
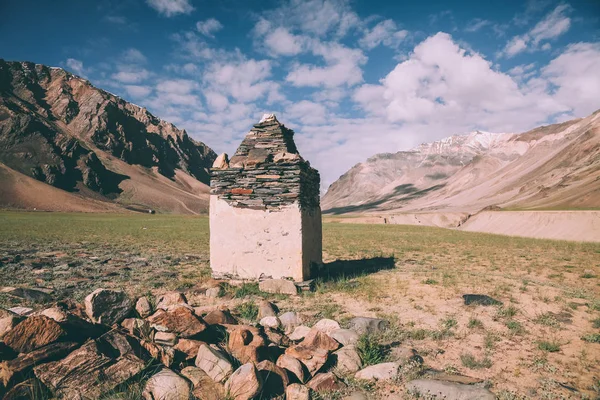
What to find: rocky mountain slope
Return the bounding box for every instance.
[323,110,600,214]
[0,60,216,213]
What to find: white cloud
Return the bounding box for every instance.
[500,4,571,57]
[124,85,152,98]
[156,79,198,94]
[286,100,328,125]
[122,48,147,64]
[204,91,229,111]
[146,0,194,17]
[111,69,150,84]
[65,58,86,77]
[263,27,305,56]
[204,59,276,102]
[464,18,490,33]
[196,18,223,37]
[359,20,408,50]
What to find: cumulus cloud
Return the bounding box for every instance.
[65,58,87,77]
[286,100,328,125]
[121,48,147,64]
[146,0,194,17]
[124,85,152,98]
[359,20,408,50]
[111,69,151,84]
[196,18,223,37]
[204,59,277,102]
[263,27,305,56]
[500,4,571,57]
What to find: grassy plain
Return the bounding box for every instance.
[0,211,599,398]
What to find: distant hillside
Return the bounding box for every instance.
[323,110,600,214]
[0,60,216,213]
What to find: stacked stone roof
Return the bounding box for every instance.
[210,114,320,211]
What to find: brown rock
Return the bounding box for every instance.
[231,188,253,195]
[264,328,291,347]
[156,292,187,310]
[180,366,225,400]
[301,328,340,352]
[84,288,133,325]
[257,360,289,397]
[307,372,344,392]
[142,368,190,400]
[225,363,263,400]
[135,297,153,318]
[203,309,238,325]
[2,378,49,400]
[276,354,308,383]
[195,344,233,383]
[258,300,278,319]
[212,153,230,170]
[0,315,22,341]
[285,383,311,400]
[259,279,298,295]
[285,345,330,376]
[147,306,207,338]
[333,346,363,374]
[3,316,66,353]
[227,326,267,364]
[155,331,178,346]
[175,339,206,361]
[140,340,175,367]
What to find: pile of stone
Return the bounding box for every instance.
[0,286,495,400]
[210,114,320,211]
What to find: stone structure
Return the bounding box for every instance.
[209,114,322,282]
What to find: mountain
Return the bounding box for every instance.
[0,60,216,214]
[323,110,600,214]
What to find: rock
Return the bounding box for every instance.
[258,300,278,319]
[348,317,389,335]
[3,316,66,353]
[406,379,495,399]
[257,360,289,397]
[0,287,53,303]
[225,363,262,400]
[156,292,188,310]
[213,153,229,169]
[148,307,208,338]
[180,366,225,400]
[330,329,360,346]
[8,307,33,316]
[34,334,146,399]
[135,297,153,318]
[279,311,303,333]
[227,326,267,364]
[285,345,329,376]
[260,316,281,329]
[313,318,341,334]
[155,331,178,346]
[2,377,50,400]
[344,392,368,400]
[307,372,344,392]
[41,307,106,341]
[195,344,233,383]
[121,318,152,338]
[355,362,399,381]
[175,339,206,361]
[302,328,341,352]
[140,340,175,367]
[264,328,291,347]
[204,309,237,325]
[422,370,483,384]
[0,315,22,341]
[462,294,502,306]
[288,325,311,341]
[205,286,223,298]
[84,288,133,325]
[276,354,309,383]
[286,383,311,400]
[389,346,423,365]
[333,346,363,374]
[0,341,79,387]
[142,368,190,400]
[259,279,298,295]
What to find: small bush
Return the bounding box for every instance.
[484,331,500,349]
[356,334,385,366]
[538,340,561,352]
[580,273,596,279]
[460,353,492,369]
[235,301,258,321]
[581,333,600,343]
[506,320,525,335]
[495,305,518,319]
[468,317,483,329]
[422,278,438,285]
[534,313,561,328]
[233,283,261,298]
[591,318,600,329]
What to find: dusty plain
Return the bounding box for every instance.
[0,211,599,399]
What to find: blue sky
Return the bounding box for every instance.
[1,0,599,189]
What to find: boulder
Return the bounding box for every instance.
[264,328,291,347]
[330,329,360,346]
[205,286,223,298]
[121,318,152,339]
[7,307,33,316]
[3,316,66,353]
[0,287,53,303]
[156,292,187,310]
[135,297,153,318]
[259,279,298,295]
[333,346,363,374]
[225,363,262,400]
[313,319,341,334]
[142,368,190,400]
[279,311,303,333]
[84,288,133,325]
[147,307,208,338]
[195,344,233,383]
[285,345,329,375]
[355,362,399,381]
[175,339,206,361]
[257,360,289,397]
[301,328,340,352]
[307,372,344,392]
[288,325,311,341]
[0,315,22,341]
[276,354,308,383]
[227,326,267,364]
[140,341,175,367]
[212,153,229,169]
[258,300,278,319]
[389,346,423,366]
[406,379,496,400]
[204,309,238,325]
[41,307,107,341]
[155,332,178,346]
[348,317,389,335]
[260,316,281,329]
[180,366,225,400]
[286,383,311,400]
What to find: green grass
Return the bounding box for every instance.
[537,340,561,352]
[581,333,600,343]
[234,301,259,321]
[460,353,493,369]
[355,334,386,366]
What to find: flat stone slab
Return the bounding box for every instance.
[462,294,502,306]
[406,379,495,400]
[259,279,299,295]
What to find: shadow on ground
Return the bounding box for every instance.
[314,256,396,283]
